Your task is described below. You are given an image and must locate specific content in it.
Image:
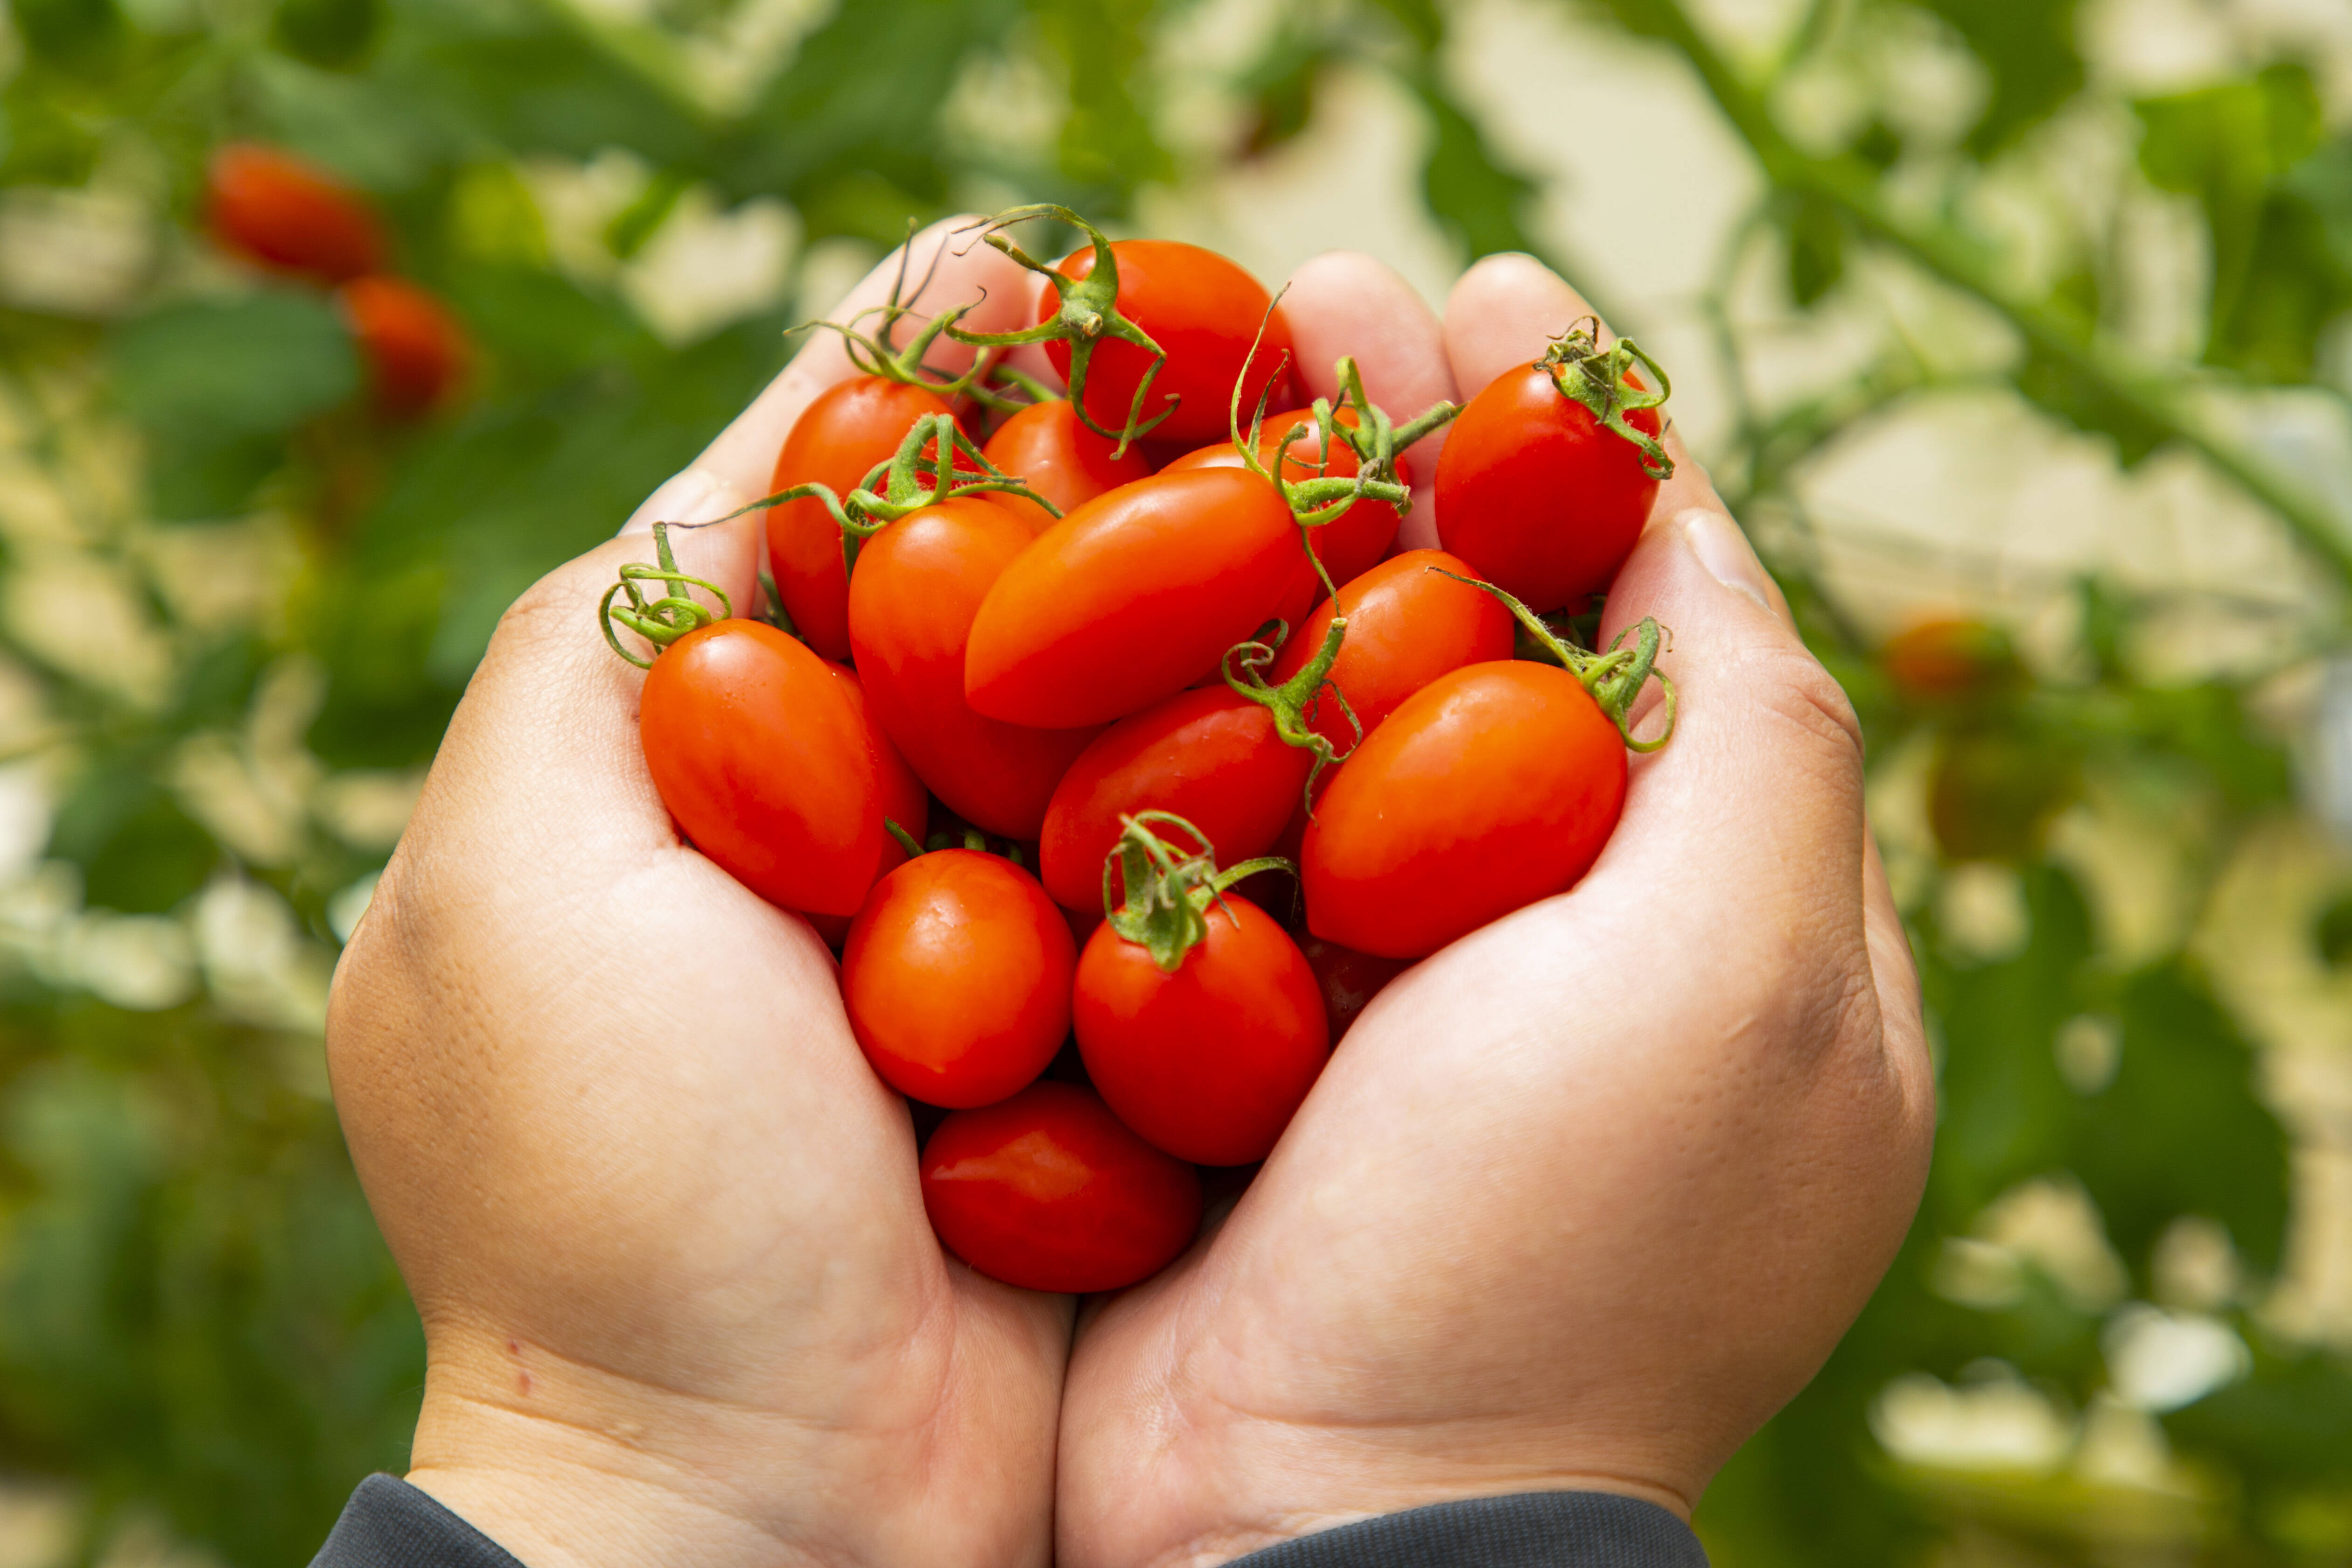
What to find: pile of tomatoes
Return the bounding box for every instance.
[205,142,469,419]
[606,207,1680,1293]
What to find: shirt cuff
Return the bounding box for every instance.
[309,1475,525,1568]
[1223,1491,1708,1568]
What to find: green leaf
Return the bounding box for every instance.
[1911,0,2086,158]
[1031,0,1173,210]
[1785,189,1846,307]
[7,0,123,70]
[271,0,381,70]
[2013,340,2171,465]
[1412,74,1543,260]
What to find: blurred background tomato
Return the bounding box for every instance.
[3,0,2352,1561]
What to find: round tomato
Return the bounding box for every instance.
[1434,363,1662,613]
[639,621,906,916]
[1883,617,2020,705]
[206,143,386,284]
[1266,548,1516,753]
[848,495,1101,838]
[1164,407,1403,626]
[1039,686,1308,913]
[337,275,468,419]
[980,399,1156,532]
[1075,893,1329,1166]
[1298,935,1414,1041]
[842,850,1074,1107]
[1044,240,1294,448]
[1302,661,1627,958]
[922,1080,1202,1293]
[964,467,1297,728]
[768,378,959,661]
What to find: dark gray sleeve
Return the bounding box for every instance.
[312,1477,1704,1568]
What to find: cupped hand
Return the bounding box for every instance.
[1053,252,1937,1568]
[324,221,1069,1568]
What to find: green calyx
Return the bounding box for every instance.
[886,819,1029,869]
[792,224,1034,415]
[1540,319,1675,482]
[1101,811,1294,974]
[1432,568,1680,753]
[942,204,1172,455]
[1222,613,1359,817]
[601,520,733,669]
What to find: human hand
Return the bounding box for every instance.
[324,221,1070,1568]
[1053,252,1937,1568]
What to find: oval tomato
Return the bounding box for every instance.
[337,275,468,419]
[964,467,1296,728]
[842,850,1074,1107]
[640,621,903,916]
[980,399,1156,532]
[1039,686,1307,913]
[1302,661,1627,958]
[1434,363,1662,613]
[1883,616,2020,705]
[922,1080,1202,1293]
[768,378,959,661]
[1266,548,1516,752]
[849,496,1101,838]
[1074,895,1329,1166]
[1298,934,1414,1041]
[206,143,386,283]
[1164,407,1402,626]
[1044,240,1294,448]
[825,660,928,880]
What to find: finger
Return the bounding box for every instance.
[1862,819,1935,1121]
[1441,252,1609,405]
[632,216,1041,527]
[1281,252,1459,549]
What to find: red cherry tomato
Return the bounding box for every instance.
[768,378,959,661]
[1074,896,1329,1165]
[1302,661,1627,958]
[1044,240,1294,448]
[922,1080,1202,1292]
[1164,407,1403,627]
[639,621,904,916]
[825,659,928,882]
[205,143,386,284]
[1039,686,1307,914]
[1265,549,1516,752]
[336,276,468,419]
[842,850,1074,1108]
[849,496,1101,838]
[1298,935,1414,1041]
[1434,364,1662,613]
[1883,616,2020,705]
[980,399,1156,533]
[964,467,1297,729]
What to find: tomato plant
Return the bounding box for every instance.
[842,849,1074,1107]
[963,466,1298,728]
[205,143,386,283]
[1883,616,2022,705]
[1434,326,1673,613]
[336,276,469,419]
[1073,816,1329,1165]
[767,377,960,660]
[921,1080,1202,1293]
[1265,548,1516,752]
[848,494,1101,839]
[980,399,1156,532]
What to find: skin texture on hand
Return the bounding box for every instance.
[1051,254,1935,1568]
[327,223,1932,1568]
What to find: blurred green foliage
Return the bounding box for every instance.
[0,0,2347,1562]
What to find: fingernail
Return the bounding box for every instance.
[619,469,752,537]
[1680,507,1787,623]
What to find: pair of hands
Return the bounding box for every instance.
[324,222,1934,1568]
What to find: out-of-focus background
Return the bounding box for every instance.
[1,0,2350,1560]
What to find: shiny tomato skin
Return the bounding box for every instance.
[640,621,896,916]
[768,378,959,661]
[848,496,1101,838]
[1039,686,1310,913]
[1074,898,1329,1165]
[1044,241,1294,448]
[206,143,386,283]
[825,659,927,886]
[1267,549,1516,752]
[1303,661,1627,958]
[1165,407,1404,627]
[964,467,1298,729]
[1434,364,1663,613]
[337,275,468,418]
[922,1080,1202,1293]
[842,850,1074,1108]
[981,399,1157,532]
